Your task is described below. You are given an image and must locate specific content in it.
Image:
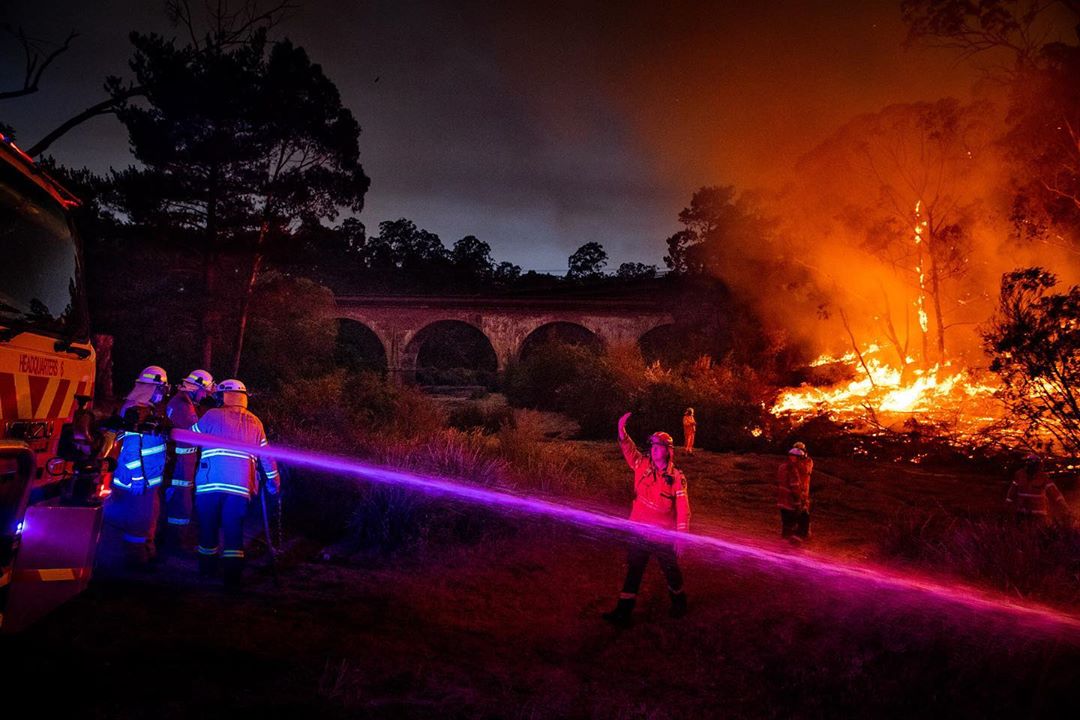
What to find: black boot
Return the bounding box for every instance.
[198,554,219,578]
[669,590,688,619]
[222,557,243,593]
[602,597,635,628]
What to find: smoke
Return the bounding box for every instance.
[682,96,1080,367]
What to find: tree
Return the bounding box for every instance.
[0,26,77,102]
[23,1,294,157]
[105,27,368,373]
[903,1,1080,243]
[615,262,658,280]
[901,0,1066,72]
[795,100,993,364]
[567,242,608,280]
[450,235,495,282]
[663,186,772,277]
[362,219,447,271]
[493,261,522,285]
[983,267,1080,453]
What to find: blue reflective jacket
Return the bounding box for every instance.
[112,429,168,491]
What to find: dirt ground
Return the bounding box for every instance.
[3,445,1078,719]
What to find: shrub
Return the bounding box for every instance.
[445,396,514,433]
[505,341,775,450]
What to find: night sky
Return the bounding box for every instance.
[2,0,984,272]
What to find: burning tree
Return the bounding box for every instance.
[796,99,994,368]
[984,267,1080,453]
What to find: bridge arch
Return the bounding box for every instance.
[638,323,680,365]
[402,319,498,388]
[335,319,389,375]
[519,321,604,360]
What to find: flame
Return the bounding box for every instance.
[771,348,1001,428]
[913,201,930,335]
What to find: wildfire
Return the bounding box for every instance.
[771,347,1001,428]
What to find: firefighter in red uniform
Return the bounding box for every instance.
[602,412,690,627]
[104,366,170,568]
[192,379,279,590]
[777,442,812,541]
[682,407,697,453]
[162,369,215,548]
[1005,453,1071,525]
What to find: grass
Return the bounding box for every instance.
[16,377,1079,717]
[878,511,1080,606]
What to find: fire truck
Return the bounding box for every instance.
[0,134,103,632]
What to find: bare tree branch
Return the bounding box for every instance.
[0,27,78,101]
[26,84,144,156]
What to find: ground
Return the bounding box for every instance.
[2,444,1078,719]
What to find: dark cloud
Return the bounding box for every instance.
[2,0,988,270]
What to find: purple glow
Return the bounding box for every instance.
[173,429,1080,635]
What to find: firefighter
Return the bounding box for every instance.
[682,407,697,453]
[104,365,170,569]
[1005,453,1071,525]
[777,442,812,541]
[602,412,690,627]
[162,369,215,547]
[192,379,279,590]
[56,398,103,505]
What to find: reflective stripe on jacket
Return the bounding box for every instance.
[776,458,812,511]
[619,435,690,531]
[193,406,279,499]
[112,429,168,491]
[166,392,201,484]
[1006,469,1066,520]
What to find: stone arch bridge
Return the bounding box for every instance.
[336,295,674,383]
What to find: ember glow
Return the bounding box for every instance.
[173,429,1080,636]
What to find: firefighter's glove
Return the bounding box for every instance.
[130,479,147,496]
[266,480,279,496]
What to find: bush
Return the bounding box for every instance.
[505,342,776,450]
[445,395,514,433]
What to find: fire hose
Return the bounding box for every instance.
[169,427,1080,637]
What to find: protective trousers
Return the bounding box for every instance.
[164,450,197,532]
[780,508,811,539]
[196,493,249,588]
[105,487,160,566]
[620,540,685,603]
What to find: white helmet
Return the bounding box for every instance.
[216,378,248,394]
[136,365,168,385]
[182,369,215,392]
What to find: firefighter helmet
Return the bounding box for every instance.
[649,432,675,448]
[788,446,806,457]
[137,365,168,385]
[793,441,807,452]
[182,369,215,392]
[216,378,247,394]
